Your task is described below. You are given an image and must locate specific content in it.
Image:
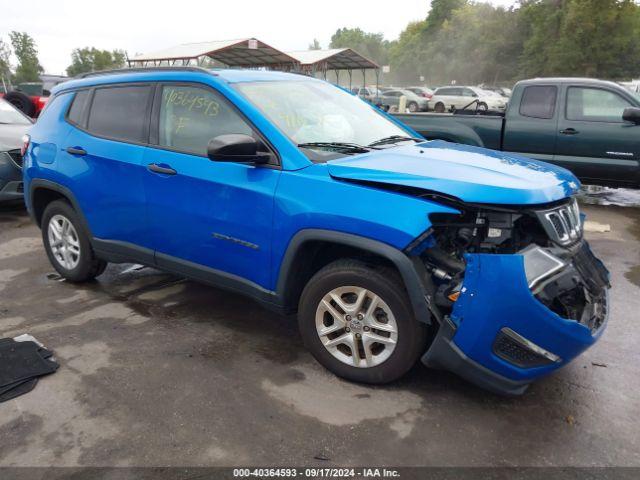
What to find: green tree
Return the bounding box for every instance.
[0,39,11,82]
[9,31,43,83]
[308,39,322,50]
[66,47,127,76]
[329,28,390,65]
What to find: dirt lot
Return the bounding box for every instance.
[0,197,639,467]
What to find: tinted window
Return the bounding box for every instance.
[67,90,90,125]
[520,85,557,119]
[87,85,151,143]
[566,87,632,122]
[436,88,452,95]
[158,85,252,156]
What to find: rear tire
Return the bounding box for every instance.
[408,101,418,113]
[41,200,107,282]
[434,102,445,113]
[477,102,488,112]
[4,91,36,117]
[298,259,428,384]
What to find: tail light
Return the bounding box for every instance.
[425,93,433,100]
[21,134,30,157]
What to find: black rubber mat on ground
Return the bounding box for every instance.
[0,338,58,402]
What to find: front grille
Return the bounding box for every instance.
[493,330,557,368]
[536,199,582,246]
[7,149,22,169]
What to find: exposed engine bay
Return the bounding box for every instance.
[417,197,610,333]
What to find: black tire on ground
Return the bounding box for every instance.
[4,91,36,117]
[477,102,488,111]
[298,259,429,384]
[434,102,445,113]
[41,200,107,282]
[408,101,419,113]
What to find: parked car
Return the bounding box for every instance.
[24,67,610,395]
[352,86,384,103]
[0,98,32,202]
[430,86,507,112]
[478,84,512,98]
[394,77,640,188]
[379,88,428,112]
[406,86,434,100]
[0,79,50,118]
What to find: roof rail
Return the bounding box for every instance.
[75,66,214,79]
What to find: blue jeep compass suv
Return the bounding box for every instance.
[23,67,610,394]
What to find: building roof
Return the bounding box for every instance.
[286,48,379,70]
[129,38,298,68]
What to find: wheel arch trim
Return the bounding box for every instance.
[276,229,432,325]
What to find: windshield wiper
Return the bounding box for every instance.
[297,142,378,153]
[368,135,424,147]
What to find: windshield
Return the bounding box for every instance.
[0,100,31,125]
[235,80,410,159]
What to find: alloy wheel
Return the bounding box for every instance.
[315,286,398,368]
[47,214,81,270]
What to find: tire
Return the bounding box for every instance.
[477,102,488,112]
[4,91,36,117]
[408,101,418,113]
[41,200,107,282]
[298,259,428,384]
[434,102,445,113]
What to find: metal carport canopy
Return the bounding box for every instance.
[128,38,299,68]
[286,48,379,71]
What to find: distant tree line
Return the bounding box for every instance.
[0,31,126,84]
[322,0,640,86]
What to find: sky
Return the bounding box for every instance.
[1,0,517,76]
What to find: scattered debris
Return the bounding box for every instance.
[584,221,611,233]
[314,454,330,461]
[0,335,59,402]
[565,415,576,426]
[591,362,608,368]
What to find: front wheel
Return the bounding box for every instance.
[298,260,428,384]
[41,200,107,282]
[477,102,488,112]
[434,102,445,113]
[407,101,418,113]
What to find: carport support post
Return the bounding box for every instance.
[335,69,340,86]
[348,69,353,90]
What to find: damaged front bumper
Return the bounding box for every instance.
[421,241,609,395]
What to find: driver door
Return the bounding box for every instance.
[142,83,280,289]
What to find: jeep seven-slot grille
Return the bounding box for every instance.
[7,149,22,169]
[536,199,582,246]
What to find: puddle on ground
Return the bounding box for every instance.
[578,186,640,207]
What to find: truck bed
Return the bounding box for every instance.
[392,112,504,151]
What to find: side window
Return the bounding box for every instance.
[158,85,253,156]
[67,90,90,126]
[520,85,557,119]
[87,85,152,143]
[462,89,475,97]
[566,87,632,123]
[437,88,451,96]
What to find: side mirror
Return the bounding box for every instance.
[207,134,271,164]
[622,107,640,125]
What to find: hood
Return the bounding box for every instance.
[326,140,579,205]
[0,124,31,151]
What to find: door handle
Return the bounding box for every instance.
[559,128,579,135]
[66,147,87,156]
[147,163,177,175]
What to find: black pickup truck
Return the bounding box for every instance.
[394,78,640,188]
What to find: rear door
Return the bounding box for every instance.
[502,84,559,162]
[555,85,640,186]
[60,84,154,256]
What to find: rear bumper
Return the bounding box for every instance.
[421,243,609,395]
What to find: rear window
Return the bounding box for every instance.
[67,90,90,125]
[86,85,151,143]
[520,85,557,119]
